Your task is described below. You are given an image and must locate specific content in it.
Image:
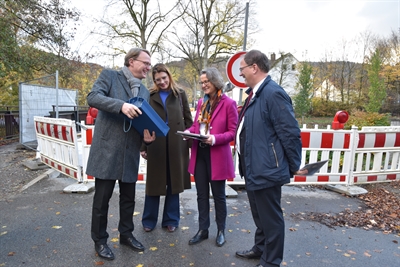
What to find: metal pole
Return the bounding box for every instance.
[56,70,59,118]
[238,2,249,106]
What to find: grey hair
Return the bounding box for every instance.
[201,67,224,91]
[124,48,151,67]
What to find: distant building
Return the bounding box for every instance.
[268,52,300,97]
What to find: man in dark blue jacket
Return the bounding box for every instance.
[235,50,307,267]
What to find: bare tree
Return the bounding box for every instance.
[97,0,184,56]
[167,0,254,75]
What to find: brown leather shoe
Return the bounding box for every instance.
[167,225,176,232]
[143,227,153,232]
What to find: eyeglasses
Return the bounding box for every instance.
[198,80,210,85]
[239,64,253,72]
[134,59,152,68]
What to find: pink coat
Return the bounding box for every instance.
[187,94,238,181]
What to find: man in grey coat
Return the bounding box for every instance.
[86,48,156,260]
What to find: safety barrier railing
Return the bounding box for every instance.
[34,117,400,187]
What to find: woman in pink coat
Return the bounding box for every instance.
[186,67,238,247]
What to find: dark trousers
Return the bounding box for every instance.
[142,174,180,229]
[247,186,284,267]
[194,145,227,231]
[91,179,136,244]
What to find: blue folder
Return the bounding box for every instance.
[125,97,169,137]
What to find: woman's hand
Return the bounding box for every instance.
[143,129,156,144]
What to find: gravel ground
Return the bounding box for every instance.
[0,142,49,202]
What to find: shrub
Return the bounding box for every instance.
[345,110,390,129]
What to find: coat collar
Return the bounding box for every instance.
[246,75,272,98]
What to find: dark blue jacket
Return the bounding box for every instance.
[239,75,302,191]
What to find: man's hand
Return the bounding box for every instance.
[143,129,156,144]
[294,169,308,175]
[140,151,147,159]
[121,103,142,119]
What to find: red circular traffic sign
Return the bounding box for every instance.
[226,51,247,88]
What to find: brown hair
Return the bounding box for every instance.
[150,63,182,96]
[124,48,151,67]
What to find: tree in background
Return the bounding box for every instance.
[366,49,386,112]
[0,0,81,105]
[98,0,183,56]
[293,62,313,123]
[167,0,253,76]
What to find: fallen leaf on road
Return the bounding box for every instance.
[364,251,372,257]
[8,252,15,256]
[52,226,62,229]
[149,246,158,251]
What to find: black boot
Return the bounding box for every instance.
[188,229,209,245]
[216,230,226,247]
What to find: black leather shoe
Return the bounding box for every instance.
[216,230,226,247]
[120,236,145,252]
[236,249,262,259]
[255,265,263,267]
[188,229,209,245]
[95,243,115,260]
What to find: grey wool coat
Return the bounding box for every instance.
[86,68,150,183]
[141,90,193,196]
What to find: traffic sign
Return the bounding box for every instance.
[226,51,247,88]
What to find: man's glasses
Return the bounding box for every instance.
[239,64,253,72]
[134,59,152,68]
[198,80,210,85]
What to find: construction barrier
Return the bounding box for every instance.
[34,117,400,187]
[34,116,82,182]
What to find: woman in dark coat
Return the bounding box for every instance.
[140,63,193,232]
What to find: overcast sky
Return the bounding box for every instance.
[71,0,399,66]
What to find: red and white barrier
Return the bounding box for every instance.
[34,118,400,188]
[34,116,82,182]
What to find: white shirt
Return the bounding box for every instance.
[236,78,266,154]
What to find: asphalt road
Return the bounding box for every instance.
[1,175,399,267]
